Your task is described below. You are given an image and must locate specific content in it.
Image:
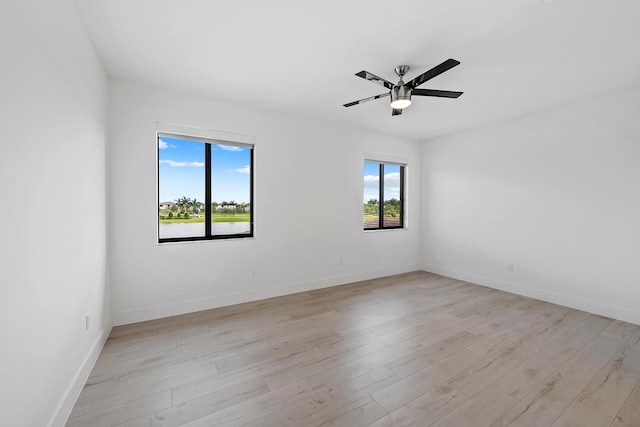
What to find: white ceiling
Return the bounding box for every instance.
[73,0,640,141]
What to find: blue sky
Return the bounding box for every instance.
[363,162,400,203]
[158,136,250,203]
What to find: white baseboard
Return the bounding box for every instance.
[113,264,422,326]
[49,324,112,427]
[422,264,640,326]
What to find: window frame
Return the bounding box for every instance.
[363,161,405,231]
[157,130,254,243]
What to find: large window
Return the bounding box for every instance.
[157,132,253,242]
[363,161,404,230]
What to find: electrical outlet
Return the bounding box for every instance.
[339,258,344,266]
[85,314,90,331]
[507,264,514,272]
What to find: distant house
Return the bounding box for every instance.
[216,203,236,211]
[159,201,175,210]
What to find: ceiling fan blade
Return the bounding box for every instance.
[406,59,460,89]
[343,92,389,108]
[355,71,394,90]
[412,89,463,98]
[392,108,403,116]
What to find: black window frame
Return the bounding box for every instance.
[364,162,405,231]
[157,133,254,243]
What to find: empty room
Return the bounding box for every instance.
[3,0,640,426]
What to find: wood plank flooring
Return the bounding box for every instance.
[67,271,640,426]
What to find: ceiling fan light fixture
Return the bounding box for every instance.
[390,85,412,109]
[390,98,411,109]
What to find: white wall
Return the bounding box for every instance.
[109,79,422,325]
[422,86,640,324]
[0,1,110,426]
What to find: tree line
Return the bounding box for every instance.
[363,198,400,217]
[160,196,249,219]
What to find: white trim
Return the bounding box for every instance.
[364,152,408,165]
[112,264,422,326]
[156,122,255,145]
[421,264,640,326]
[364,227,409,233]
[157,132,253,149]
[48,325,112,427]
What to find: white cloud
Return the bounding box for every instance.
[385,191,400,200]
[226,165,250,174]
[383,172,400,185]
[158,139,176,149]
[218,145,242,152]
[364,172,398,187]
[159,159,205,167]
[363,192,378,203]
[363,172,400,199]
[363,175,379,189]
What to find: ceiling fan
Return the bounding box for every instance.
[343,58,463,116]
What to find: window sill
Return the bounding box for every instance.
[157,236,255,245]
[363,227,408,233]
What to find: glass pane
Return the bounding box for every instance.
[211,144,251,236]
[383,164,401,228]
[158,136,206,239]
[363,162,380,229]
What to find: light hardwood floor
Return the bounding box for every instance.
[67,271,640,426]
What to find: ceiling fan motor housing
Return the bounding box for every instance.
[391,84,412,106]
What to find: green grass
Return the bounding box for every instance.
[160,213,250,224]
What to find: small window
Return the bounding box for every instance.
[364,161,404,230]
[158,132,253,242]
